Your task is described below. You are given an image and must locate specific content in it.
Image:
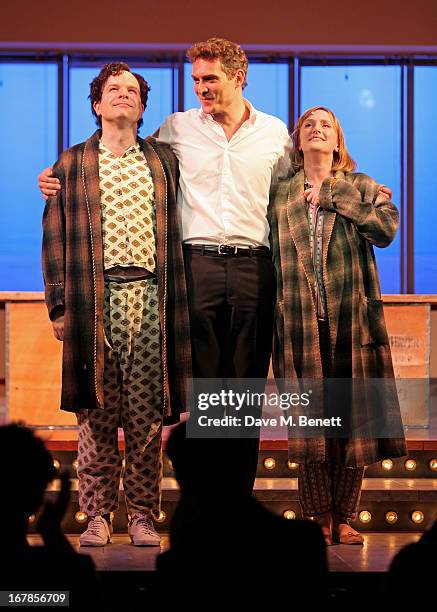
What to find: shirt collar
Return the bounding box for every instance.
[99,140,140,158]
[198,98,258,128]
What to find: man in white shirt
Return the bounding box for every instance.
[157,39,291,494]
[38,38,291,496]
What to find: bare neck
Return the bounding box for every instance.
[100,121,138,156]
[303,153,333,188]
[212,97,250,141]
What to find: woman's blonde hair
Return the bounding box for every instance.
[291,106,356,172]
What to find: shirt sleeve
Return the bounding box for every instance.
[272,123,292,181]
[156,114,174,145]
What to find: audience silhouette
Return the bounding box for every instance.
[156,421,328,606]
[4,420,433,609]
[0,423,101,610]
[385,518,437,604]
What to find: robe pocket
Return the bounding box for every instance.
[359,296,390,346]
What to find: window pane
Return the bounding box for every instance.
[0,63,57,290]
[414,67,437,293]
[184,61,289,123]
[69,66,173,146]
[301,66,401,293]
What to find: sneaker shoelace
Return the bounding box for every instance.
[131,516,156,535]
[86,517,107,536]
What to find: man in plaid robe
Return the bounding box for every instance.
[42,63,191,547]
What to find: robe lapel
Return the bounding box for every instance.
[81,130,104,306]
[139,137,167,314]
[286,170,317,299]
[321,171,345,352]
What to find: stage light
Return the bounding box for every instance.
[411,511,424,524]
[283,510,296,520]
[385,511,398,525]
[52,459,60,471]
[263,457,276,470]
[429,459,437,472]
[381,459,393,471]
[75,511,88,524]
[288,461,299,470]
[405,459,417,472]
[72,459,78,471]
[28,514,35,524]
[155,510,166,523]
[359,511,372,524]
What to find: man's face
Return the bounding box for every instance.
[191,58,242,115]
[299,109,339,158]
[93,71,144,127]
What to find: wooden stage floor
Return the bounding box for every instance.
[27,532,421,573]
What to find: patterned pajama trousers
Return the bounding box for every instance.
[77,278,163,518]
[298,440,364,522]
[297,319,364,523]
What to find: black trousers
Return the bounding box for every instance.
[183,249,276,495]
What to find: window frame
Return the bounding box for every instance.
[1,50,436,294]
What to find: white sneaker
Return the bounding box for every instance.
[79,515,112,547]
[128,514,160,546]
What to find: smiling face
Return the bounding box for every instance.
[191,58,245,115]
[93,71,144,128]
[299,109,339,159]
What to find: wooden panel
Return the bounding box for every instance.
[382,295,437,305]
[384,304,430,429]
[6,302,75,426]
[1,293,436,305]
[385,304,430,376]
[2,300,434,433]
[0,292,44,301]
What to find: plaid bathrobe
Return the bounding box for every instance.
[42,130,192,424]
[269,169,407,467]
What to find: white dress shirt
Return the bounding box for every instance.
[158,101,291,247]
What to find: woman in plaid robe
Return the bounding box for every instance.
[269,106,406,545]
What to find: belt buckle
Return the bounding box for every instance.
[218,243,238,255]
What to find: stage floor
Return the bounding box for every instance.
[27,532,421,573]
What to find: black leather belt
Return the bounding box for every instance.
[104,266,156,283]
[183,244,270,257]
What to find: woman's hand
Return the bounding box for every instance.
[304,186,320,207]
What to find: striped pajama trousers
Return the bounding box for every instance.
[298,439,364,522]
[298,320,364,522]
[77,278,163,519]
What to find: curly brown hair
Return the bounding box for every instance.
[89,62,151,130]
[186,38,248,88]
